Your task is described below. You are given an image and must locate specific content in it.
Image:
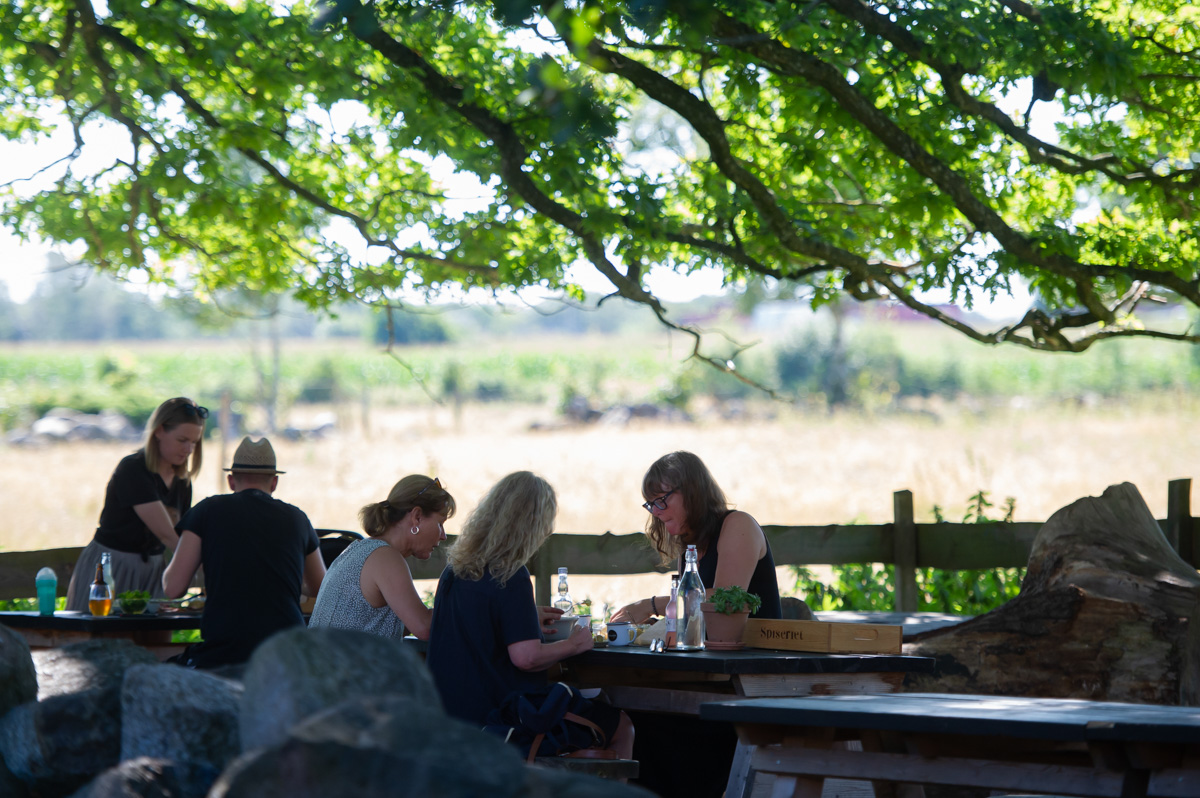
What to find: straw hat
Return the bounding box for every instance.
[224,437,285,475]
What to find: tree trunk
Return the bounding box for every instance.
[904,482,1200,705]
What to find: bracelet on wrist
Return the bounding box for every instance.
[650,596,658,616]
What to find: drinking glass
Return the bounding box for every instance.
[89,581,113,617]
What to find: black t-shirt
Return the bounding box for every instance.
[426,565,546,725]
[696,510,783,619]
[176,488,318,669]
[95,450,192,555]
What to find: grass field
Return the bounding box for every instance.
[5,394,1199,610]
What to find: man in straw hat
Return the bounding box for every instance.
[163,436,326,670]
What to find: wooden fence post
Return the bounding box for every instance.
[1166,478,1194,567]
[530,548,553,607]
[893,490,918,612]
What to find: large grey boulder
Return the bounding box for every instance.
[120,664,241,792]
[34,639,158,700]
[239,628,439,750]
[213,695,528,798]
[0,624,36,718]
[0,684,122,797]
[67,757,219,798]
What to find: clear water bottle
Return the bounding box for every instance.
[675,545,706,650]
[554,567,574,615]
[101,552,113,594]
[664,574,680,649]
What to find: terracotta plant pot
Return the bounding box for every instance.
[700,601,751,644]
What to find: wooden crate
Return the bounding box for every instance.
[743,619,901,654]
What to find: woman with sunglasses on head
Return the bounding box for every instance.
[309,475,455,641]
[611,450,782,625]
[66,397,207,611]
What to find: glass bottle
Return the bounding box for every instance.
[664,574,680,649]
[100,551,113,594]
[675,545,706,650]
[88,562,113,617]
[553,567,574,615]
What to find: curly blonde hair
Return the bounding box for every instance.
[447,471,557,585]
[359,474,456,537]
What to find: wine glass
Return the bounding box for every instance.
[88,580,113,617]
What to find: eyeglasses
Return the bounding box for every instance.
[416,477,442,497]
[642,488,676,513]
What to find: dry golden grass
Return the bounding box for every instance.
[5,396,1199,609]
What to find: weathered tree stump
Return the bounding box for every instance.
[905,482,1200,705]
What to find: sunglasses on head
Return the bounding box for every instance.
[179,403,210,420]
[416,477,442,497]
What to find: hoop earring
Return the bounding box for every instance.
[409,525,420,535]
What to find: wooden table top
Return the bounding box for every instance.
[699,692,1200,744]
[569,645,934,675]
[0,610,203,632]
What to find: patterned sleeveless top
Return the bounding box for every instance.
[309,538,409,639]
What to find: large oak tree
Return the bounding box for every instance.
[2,0,1198,369]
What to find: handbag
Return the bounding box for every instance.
[483,682,614,763]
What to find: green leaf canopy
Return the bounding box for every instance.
[2,0,1198,355]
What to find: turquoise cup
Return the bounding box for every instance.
[35,567,57,616]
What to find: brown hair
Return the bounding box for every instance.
[447,471,557,585]
[359,475,457,538]
[642,451,729,565]
[142,397,205,480]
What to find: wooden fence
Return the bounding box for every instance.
[3,480,1195,609]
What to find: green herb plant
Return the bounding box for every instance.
[709,585,762,615]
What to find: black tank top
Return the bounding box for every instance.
[692,510,782,619]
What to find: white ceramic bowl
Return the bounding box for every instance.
[547,614,590,639]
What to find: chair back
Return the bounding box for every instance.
[317,529,364,568]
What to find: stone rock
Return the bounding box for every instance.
[67,757,219,798]
[0,684,122,796]
[120,664,242,785]
[239,628,439,751]
[0,757,32,798]
[0,624,36,718]
[212,695,528,798]
[34,639,158,700]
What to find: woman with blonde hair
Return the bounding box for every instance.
[66,397,207,611]
[309,475,455,640]
[427,471,633,758]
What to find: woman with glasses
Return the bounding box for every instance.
[309,475,455,640]
[66,397,207,611]
[612,450,782,624]
[612,451,781,797]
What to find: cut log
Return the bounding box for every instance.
[904,482,1200,705]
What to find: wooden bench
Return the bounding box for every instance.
[532,757,639,780]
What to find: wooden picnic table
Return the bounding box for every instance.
[0,610,202,660]
[699,692,1200,798]
[560,645,935,798]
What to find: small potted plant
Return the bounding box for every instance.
[701,586,762,647]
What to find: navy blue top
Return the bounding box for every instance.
[427,565,546,725]
[176,488,317,669]
[695,510,782,619]
[96,450,192,555]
